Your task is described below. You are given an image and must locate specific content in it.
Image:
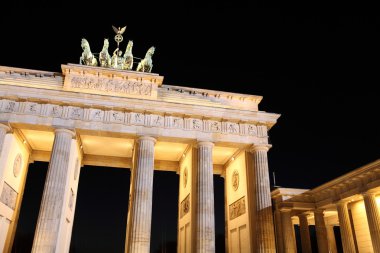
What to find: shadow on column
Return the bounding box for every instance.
[11,162,48,253]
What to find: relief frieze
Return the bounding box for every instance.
[89,109,104,121]
[171,117,184,129]
[69,76,152,96]
[109,110,125,123]
[129,112,145,125]
[0,100,18,113]
[0,98,264,138]
[48,105,63,117]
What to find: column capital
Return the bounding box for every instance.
[250,144,272,153]
[0,123,11,133]
[314,209,325,214]
[298,212,310,218]
[137,135,156,144]
[279,207,293,213]
[196,141,214,148]
[336,199,350,207]
[54,128,76,138]
[362,190,377,198]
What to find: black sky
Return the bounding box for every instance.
[1,1,379,252]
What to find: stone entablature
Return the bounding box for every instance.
[160,84,262,111]
[0,65,279,144]
[0,65,264,112]
[0,98,268,141]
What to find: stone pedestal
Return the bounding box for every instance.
[195,141,215,253]
[314,209,329,253]
[32,129,76,253]
[326,225,338,253]
[280,209,297,253]
[336,201,356,253]
[251,145,276,252]
[125,136,156,253]
[298,214,312,253]
[363,192,380,252]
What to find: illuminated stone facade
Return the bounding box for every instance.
[272,159,380,253]
[0,64,280,252]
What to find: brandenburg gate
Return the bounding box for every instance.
[0,28,280,253]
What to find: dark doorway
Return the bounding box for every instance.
[70,166,130,253]
[12,162,48,253]
[214,175,226,253]
[151,171,179,253]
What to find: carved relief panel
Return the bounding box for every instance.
[180,194,190,218]
[129,112,145,125]
[0,182,18,210]
[229,196,246,220]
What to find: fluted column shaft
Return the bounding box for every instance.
[32,129,75,253]
[0,124,10,157]
[363,192,380,252]
[314,210,329,253]
[336,202,356,253]
[298,214,312,253]
[281,209,297,253]
[196,141,215,253]
[252,145,276,252]
[326,225,338,253]
[126,136,156,253]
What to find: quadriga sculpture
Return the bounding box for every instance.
[99,38,111,68]
[122,40,134,70]
[136,46,155,73]
[79,38,98,66]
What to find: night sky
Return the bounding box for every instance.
[1,1,379,252]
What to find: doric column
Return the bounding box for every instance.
[0,124,10,156]
[314,209,329,253]
[251,145,276,252]
[326,225,338,253]
[298,213,312,253]
[280,209,297,253]
[125,136,156,253]
[32,129,75,253]
[336,201,356,253]
[363,191,380,252]
[196,141,215,253]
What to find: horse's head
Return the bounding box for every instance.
[81,38,90,51]
[102,38,109,50]
[127,40,133,51]
[147,46,155,57]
